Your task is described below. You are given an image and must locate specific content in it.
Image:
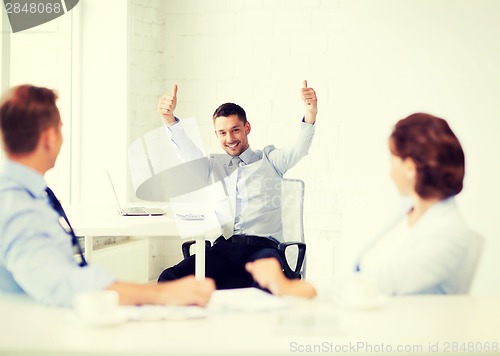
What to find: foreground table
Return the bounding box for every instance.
[1,293,499,355]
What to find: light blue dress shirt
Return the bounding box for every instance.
[0,160,116,307]
[169,119,315,242]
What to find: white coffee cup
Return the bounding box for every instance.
[73,290,122,327]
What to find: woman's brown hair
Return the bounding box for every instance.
[390,113,465,199]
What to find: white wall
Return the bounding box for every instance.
[80,0,129,204]
[125,0,500,294]
[129,0,166,144]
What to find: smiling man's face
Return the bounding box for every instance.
[214,114,251,157]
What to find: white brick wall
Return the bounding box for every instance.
[128,0,500,294]
[129,0,167,143]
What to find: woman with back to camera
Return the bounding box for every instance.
[246,113,475,297]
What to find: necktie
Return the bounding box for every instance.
[228,156,241,174]
[45,187,87,267]
[222,156,241,238]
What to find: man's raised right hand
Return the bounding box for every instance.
[158,84,178,126]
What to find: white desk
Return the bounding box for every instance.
[67,203,221,279]
[0,293,499,355]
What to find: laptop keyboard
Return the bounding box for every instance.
[125,207,147,214]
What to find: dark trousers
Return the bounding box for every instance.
[157,235,284,289]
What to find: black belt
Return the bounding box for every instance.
[214,235,278,249]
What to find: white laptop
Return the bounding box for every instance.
[107,172,166,216]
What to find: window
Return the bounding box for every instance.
[0,7,78,203]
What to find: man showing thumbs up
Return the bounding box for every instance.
[157,84,178,126]
[157,81,317,289]
[301,80,318,124]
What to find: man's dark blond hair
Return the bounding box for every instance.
[0,85,60,154]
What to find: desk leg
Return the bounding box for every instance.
[84,236,93,263]
[194,237,205,280]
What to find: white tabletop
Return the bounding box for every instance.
[1,292,499,355]
[67,203,221,238]
[66,203,221,279]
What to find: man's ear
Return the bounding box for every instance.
[41,126,59,151]
[39,129,51,150]
[245,121,251,135]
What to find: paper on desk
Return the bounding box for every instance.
[207,288,290,312]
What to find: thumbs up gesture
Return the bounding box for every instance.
[158,84,178,125]
[301,80,317,124]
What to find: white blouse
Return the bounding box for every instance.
[359,216,412,275]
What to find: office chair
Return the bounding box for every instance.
[181,178,307,282]
[278,178,307,279]
[455,231,484,294]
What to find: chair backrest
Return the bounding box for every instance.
[455,231,484,294]
[281,179,306,274]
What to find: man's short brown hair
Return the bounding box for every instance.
[0,85,60,154]
[212,102,247,124]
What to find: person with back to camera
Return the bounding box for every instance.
[0,84,215,307]
[246,113,474,298]
[156,81,317,289]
